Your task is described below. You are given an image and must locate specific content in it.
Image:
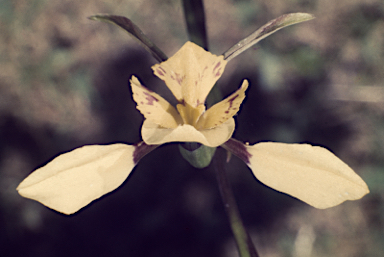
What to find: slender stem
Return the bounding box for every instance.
[213,149,260,257]
[181,0,208,50]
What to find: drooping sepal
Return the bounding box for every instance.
[17,143,157,215]
[224,139,369,209]
[244,142,369,209]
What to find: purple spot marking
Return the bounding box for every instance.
[170,73,184,85]
[202,66,208,78]
[143,92,159,105]
[176,73,184,85]
[213,62,222,77]
[224,94,239,114]
[157,66,166,76]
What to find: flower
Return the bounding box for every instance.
[131,42,248,147]
[17,42,369,215]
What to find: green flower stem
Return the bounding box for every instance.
[213,149,260,257]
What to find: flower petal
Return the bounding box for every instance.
[196,79,248,129]
[152,42,227,107]
[17,144,136,214]
[246,142,369,209]
[141,118,235,147]
[131,76,183,128]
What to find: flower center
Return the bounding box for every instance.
[176,103,205,127]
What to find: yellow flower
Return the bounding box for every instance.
[131,41,248,147]
[17,42,369,215]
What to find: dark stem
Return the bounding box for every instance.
[181,0,208,50]
[213,148,260,257]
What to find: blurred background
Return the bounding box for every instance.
[1,0,383,256]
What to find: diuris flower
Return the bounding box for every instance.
[131,41,248,147]
[17,42,369,215]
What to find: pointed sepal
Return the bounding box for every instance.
[223,13,315,61]
[89,14,168,62]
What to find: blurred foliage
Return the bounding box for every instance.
[1,0,384,256]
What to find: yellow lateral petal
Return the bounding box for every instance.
[131,76,182,128]
[152,42,227,107]
[141,118,235,147]
[246,142,369,209]
[17,144,136,215]
[196,79,248,129]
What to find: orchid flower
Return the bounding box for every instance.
[131,42,248,147]
[17,41,369,215]
[17,14,369,216]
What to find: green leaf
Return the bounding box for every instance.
[89,14,168,62]
[223,13,315,61]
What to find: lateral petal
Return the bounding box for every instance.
[246,142,369,209]
[152,42,227,107]
[196,80,248,129]
[141,118,235,147]
[17,144,136,215]
[131,76,182,128]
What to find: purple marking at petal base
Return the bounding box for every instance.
[223,138,252,164]
[133,142,158,164]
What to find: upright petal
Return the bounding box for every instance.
[152,42,227,107]
[131,76,183,128]
[17,144,136,214]
[141,119,235,147]
[245,142,369,209]
[196,80,248,129]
